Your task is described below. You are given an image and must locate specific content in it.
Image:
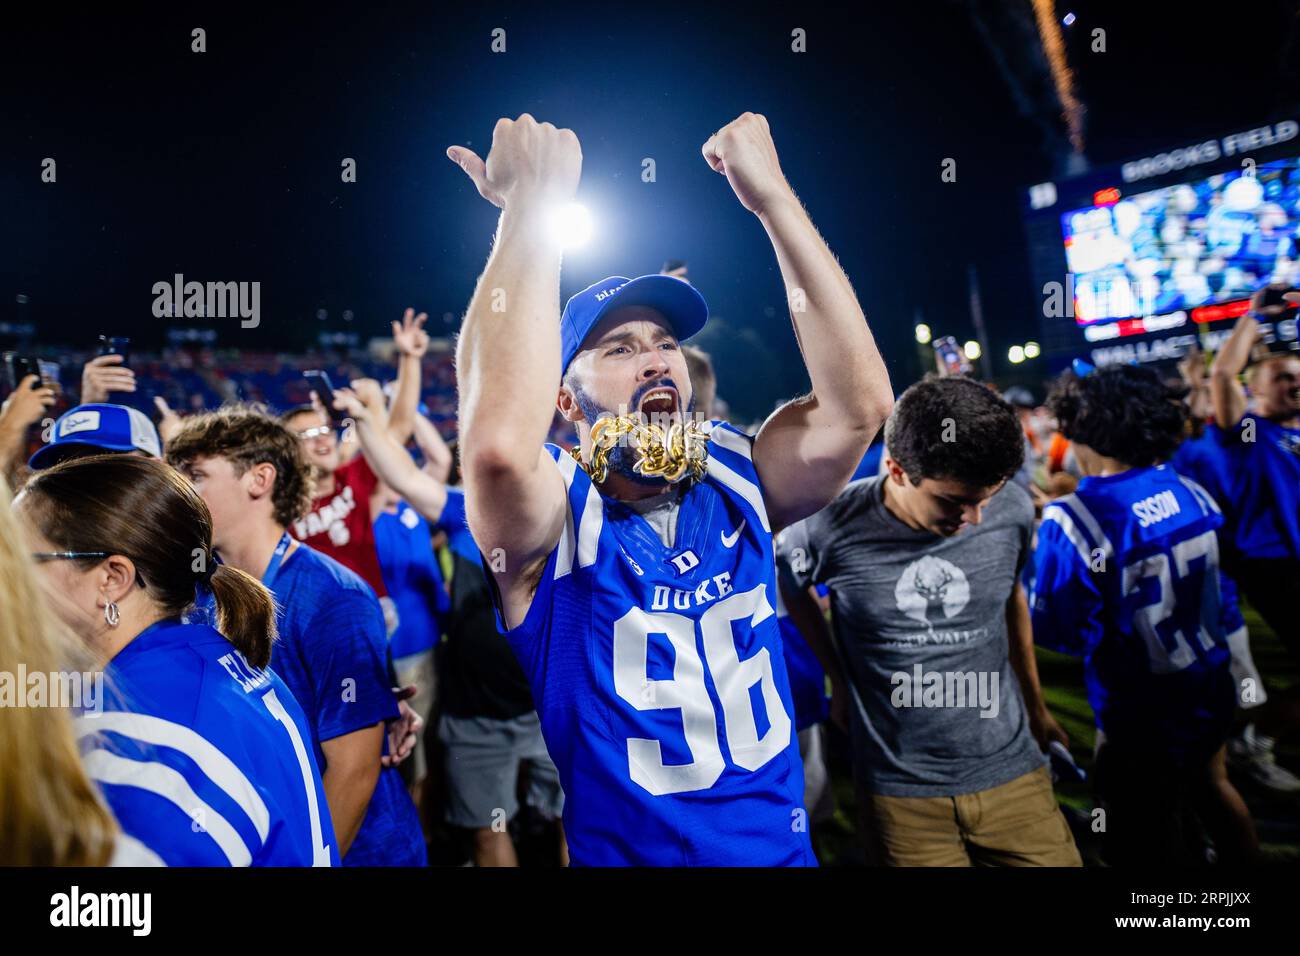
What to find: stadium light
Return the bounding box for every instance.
[914,323,932,344]
[1008,345,1026,364]
[1024,341,1041,359]
[548,202,594,249]
[963,340,981,360]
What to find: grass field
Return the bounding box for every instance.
[811,605,1300,866]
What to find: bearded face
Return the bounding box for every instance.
[561,307,705,487]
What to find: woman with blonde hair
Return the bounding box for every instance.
[0,479,116,865]
[14,454,339,866]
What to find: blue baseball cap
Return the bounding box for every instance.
[561,275,708,371]
[29,403,163,470]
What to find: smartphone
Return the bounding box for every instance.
[1254,283,1296,317]
[3,352,41,390]
[932,336,970,377]
[4,353,39,390]
[304,370,345,423]
[97,335,131,364]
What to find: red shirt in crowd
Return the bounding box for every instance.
[291,454,388,597]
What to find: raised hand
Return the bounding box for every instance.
[81,354,136,404]
[152,395,184,444]
[392,308,429,358]
[0,375,57,429]
[701,112,794,217]
[446,114,582,212]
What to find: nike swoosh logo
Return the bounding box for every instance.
[721,519,746,548]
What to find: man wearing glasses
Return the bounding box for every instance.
[279,310,429,612]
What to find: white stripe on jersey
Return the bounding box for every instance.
[577,481,603,569]
[705,429,771,533]
[1176,474,1221,517]
[553,452,579,579]
[1053,493,1114,559]
[1041,503,1096,568]
[708,424,756,461]
[83,748,253,866]
[110,832,166,867]
[77,711,270,842]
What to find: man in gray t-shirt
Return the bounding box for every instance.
[778,377,1080,866]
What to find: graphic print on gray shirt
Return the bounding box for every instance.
[777,475,1044,797]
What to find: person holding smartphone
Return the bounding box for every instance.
[280,310,429,611]
[0,372,58,485]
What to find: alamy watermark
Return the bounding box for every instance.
[152,273,260,328]
[0,666,103,715]
[890,664,999,718]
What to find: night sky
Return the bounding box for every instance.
[4,1,1298,418]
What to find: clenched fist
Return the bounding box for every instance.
[447,114,582,212]
[702,112,794,217]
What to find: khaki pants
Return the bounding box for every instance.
[861,765,1082,867]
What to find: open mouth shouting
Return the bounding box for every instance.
[636,383,681,422]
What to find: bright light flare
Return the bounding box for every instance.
[963,340,981,360]
[914,323,932,345]
[1024,342,1041,359]
[1008,345,1026,364]
[548,202,594,249]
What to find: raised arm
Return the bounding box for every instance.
[701,113,892,531]
[386,308,429,446]
[448,115,581,625]
[332,380,448,524]
[1210,310,1258,429]
[411,411,453,484]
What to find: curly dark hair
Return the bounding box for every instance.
[1047,365,1188,468]
[165,403,316,527]
[884,376,1024,487]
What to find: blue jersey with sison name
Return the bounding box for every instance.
[499,421,815,866]
[1030,465,1235,760]
[77,620,338,866]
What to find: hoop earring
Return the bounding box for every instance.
[104,601,120,628]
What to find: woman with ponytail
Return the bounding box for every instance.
[14,454,339,866]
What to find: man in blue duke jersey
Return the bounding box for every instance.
[1032,365,1257,865]
[447,113,893,864]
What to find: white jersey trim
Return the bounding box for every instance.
[577,481,603,569]
[77,711,270,842]
[553,452,579,579]
[1053,493,1113,560]
[83,748,253,867]
[1042,503,1095,568]
[110,832,167,867]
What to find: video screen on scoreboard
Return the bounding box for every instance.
[1060,158,1300,324]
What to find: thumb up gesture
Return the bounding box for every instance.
[447,114,582,213]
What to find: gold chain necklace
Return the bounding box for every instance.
[571,416,712,486]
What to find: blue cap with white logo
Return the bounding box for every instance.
[561,275,708,371]
[29,403,163,470]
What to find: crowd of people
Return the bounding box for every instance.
[2,113,1298,867]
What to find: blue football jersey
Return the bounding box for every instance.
[77,620,338,866]
[1180,419,1300,561]
[1030,465,1235,760]
[499,422,816,866]
[375,501,448,660]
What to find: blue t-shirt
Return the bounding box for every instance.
[268,544,426,866]
[77,620,339,866]
[1030,465,1235,762]
[1176,418,1300,562]
[499,423,816,866]
[375,502,448,660]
